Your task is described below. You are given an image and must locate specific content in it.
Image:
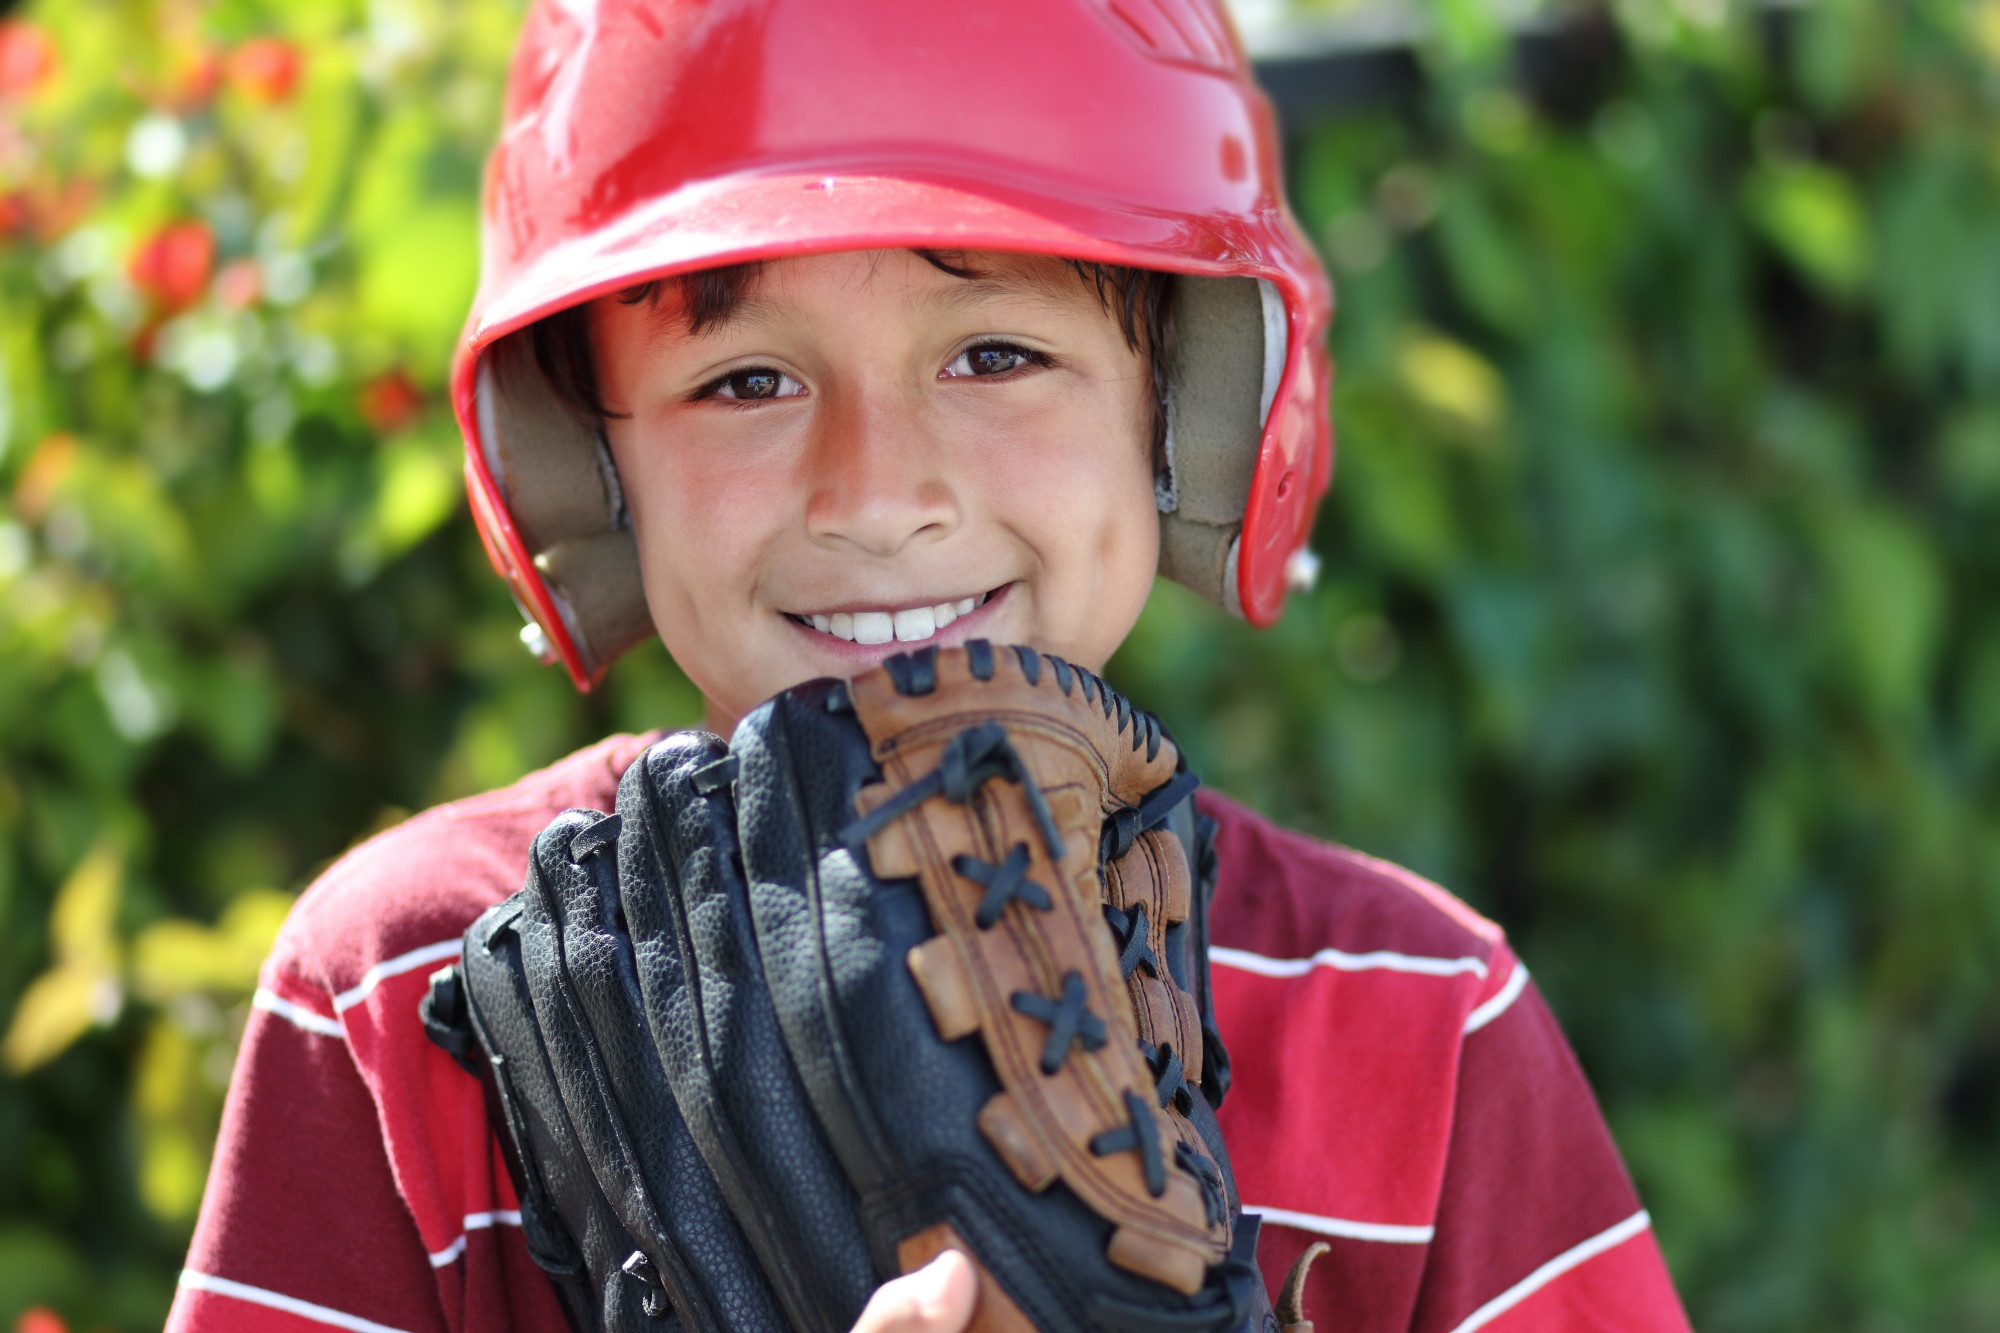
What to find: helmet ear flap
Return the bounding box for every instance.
[475,338,655,682]
[1156,276,1287,617]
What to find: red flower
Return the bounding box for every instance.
[0,20,58,101]
[358,370,424,434]
[228,37,301,104]
[128,220,216,313]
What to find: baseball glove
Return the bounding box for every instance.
[423,641,1276,1333]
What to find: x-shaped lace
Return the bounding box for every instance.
[1010,970,1108,1074]
[1173,1141,1227,1229]
[1139,1039,1196,1115]
[843,722,1067,861]
[1103,901,1160,979]
[952,844,1052,929]
[1090,1089,1167,1197]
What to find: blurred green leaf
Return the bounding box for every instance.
[1745,163,1871,300]
[1812,503,1945,722]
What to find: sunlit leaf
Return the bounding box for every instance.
[132,889,292,1000]
[1,967,115,1073]
[373,433,461,554]
[1397,328,1507,438]
[137,1124,206,1223]
[1745,163,1871,299]
[47,840,122,972]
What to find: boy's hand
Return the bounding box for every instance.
[852,1252,977,1333]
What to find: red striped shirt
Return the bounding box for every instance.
[168,734,1689,1333]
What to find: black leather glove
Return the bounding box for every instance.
[429,642,1273,1333]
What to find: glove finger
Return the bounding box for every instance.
[530,799,787,1332]
[618,731,878,1333]
[457,832,610,1329]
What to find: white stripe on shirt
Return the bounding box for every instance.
[252,987,345,1039]
[1211,944,1489,981]
[333,938,464,1013]
[1245,1205,1435,1244]
[1463,962,1530,1035]
[177,1270,414,1333]
[1444,1210,1653,1333]
[428,1209,525,1267]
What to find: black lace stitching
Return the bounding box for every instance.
[1140,1039,1195,1115]
[1173,1140,1227,1229]
[1010,970,1109,1074]
[952,844,1052,929]
[1103,901,1160,979]
[1090,1089,1167,1197]
[842,704,1204,1211]
[841,721,1066,861]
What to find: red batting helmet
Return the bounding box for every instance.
[454,0,1335,690]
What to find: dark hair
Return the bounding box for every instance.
[519,252,1176,465]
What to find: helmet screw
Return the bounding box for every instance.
[1284,548,1321,595]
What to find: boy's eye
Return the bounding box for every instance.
[706,367,805,401]
[943,342,1044,379]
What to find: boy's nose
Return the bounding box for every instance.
[802,389,961,557]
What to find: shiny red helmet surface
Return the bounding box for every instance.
[454,0,1334,690]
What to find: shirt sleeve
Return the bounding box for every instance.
[167,997,452,1333]
[1406,971,1691,1333]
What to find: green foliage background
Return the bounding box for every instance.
[1,0,1997,1327]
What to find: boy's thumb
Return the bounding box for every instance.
[851,1249,978,1333]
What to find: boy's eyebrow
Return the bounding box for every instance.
[666,289,771,335]
[910,263,1083,314]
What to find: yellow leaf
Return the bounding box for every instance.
[139,1123,208,1222]
[221,889,296,959]
[132,889,293,1000]
[2,966,119,1073]
[49,840,124,972]
[1972,2,2000,69]
[1398,330,1508,438]
[134,1016,198,1121]
[132,922,239,1000]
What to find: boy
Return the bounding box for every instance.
[168,2,1692,1330]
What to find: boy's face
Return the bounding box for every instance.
[591,249,1160,736]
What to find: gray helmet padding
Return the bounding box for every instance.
[475,275,1283,671]
[477,337,652,677]
[1155,275,1284,616]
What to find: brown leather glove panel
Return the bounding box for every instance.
[846,644,1231,1296]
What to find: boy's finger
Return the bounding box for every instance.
[852,1249,978,1333]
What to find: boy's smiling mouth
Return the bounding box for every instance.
[784,587,1004,645]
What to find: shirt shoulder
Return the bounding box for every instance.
[266,731,659,1000]
[1198,789,1504,966]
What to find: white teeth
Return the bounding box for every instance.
[801,593,990,644]
[892,606,936,642]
